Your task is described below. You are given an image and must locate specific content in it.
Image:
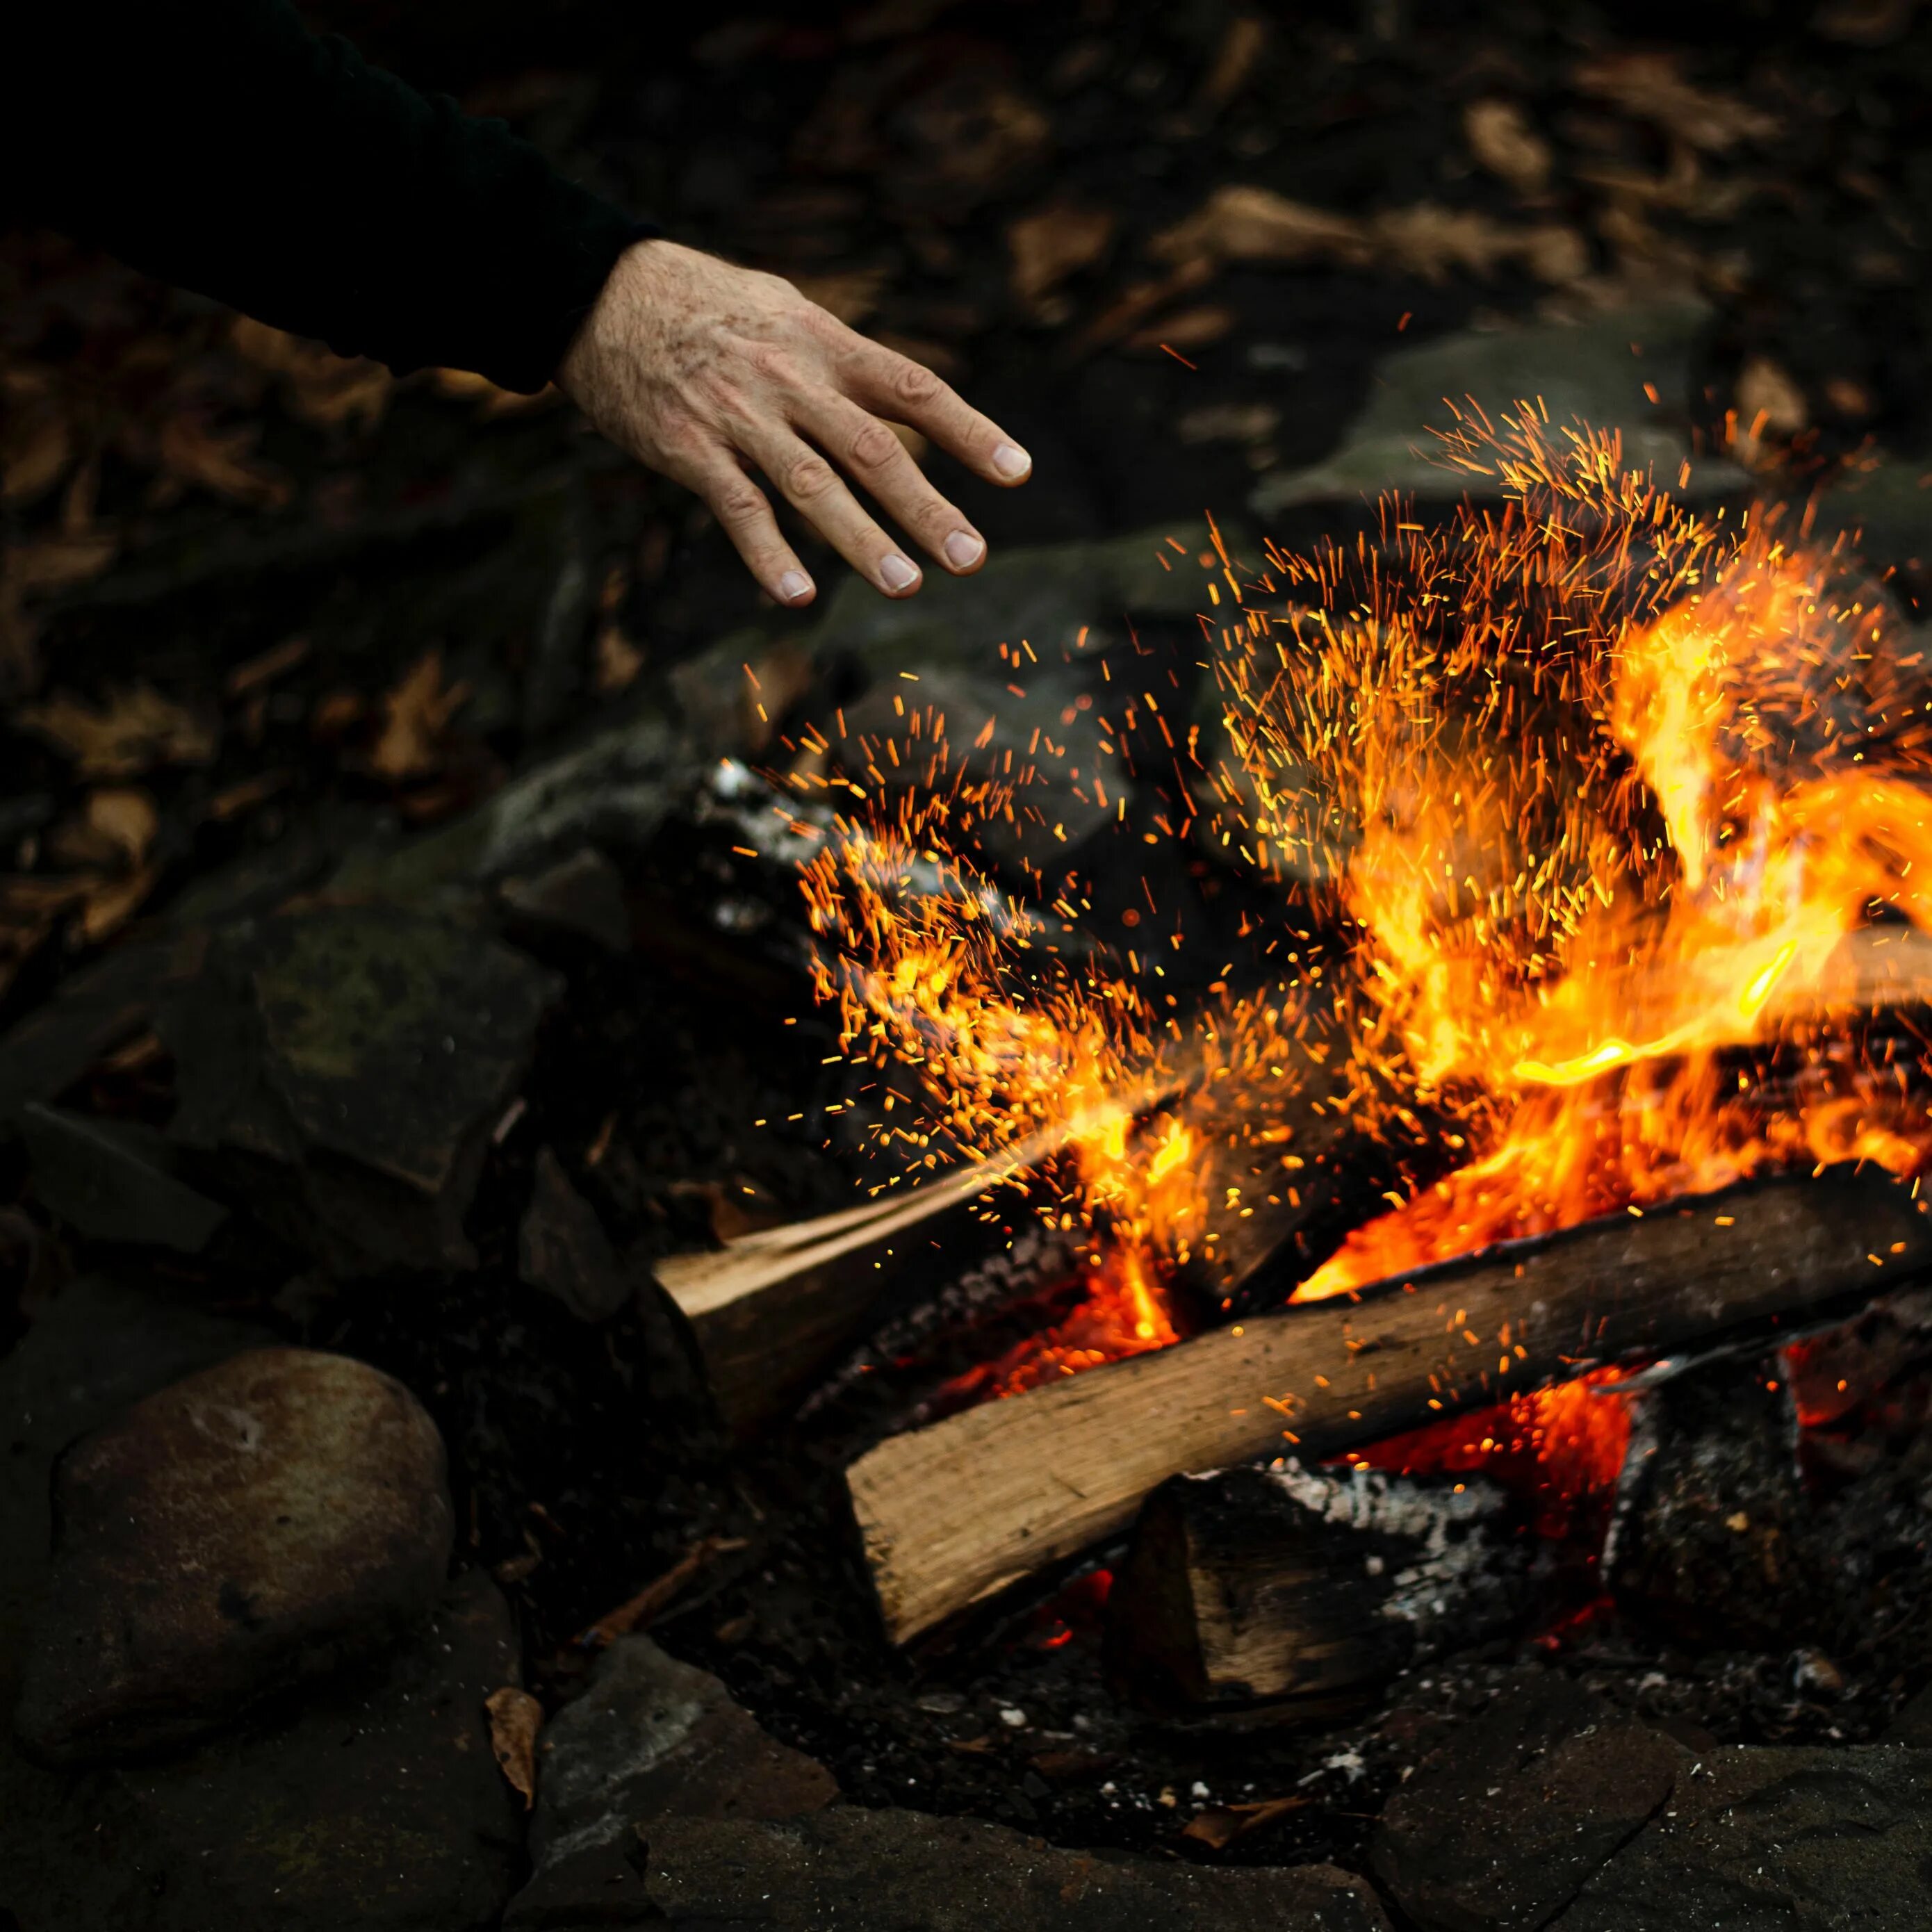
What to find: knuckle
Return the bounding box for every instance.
[847,420,902,471]
[713,481,769,528]
[889,359,943,409]
[785,453,838,501]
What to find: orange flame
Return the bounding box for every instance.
[798,411,1932,1418]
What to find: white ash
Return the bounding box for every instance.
[1262,1457,1532,1645]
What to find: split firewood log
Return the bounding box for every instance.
[1106,1462,1529,1719]
[653,1089,1178,1439]
[847,1164,1932,1642]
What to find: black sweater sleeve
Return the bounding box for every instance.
[7,0,655,393]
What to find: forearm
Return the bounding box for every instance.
[7,0,651,391]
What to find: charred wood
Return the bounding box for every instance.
[1106,1462,1528,1719]
[847,1165,1932,1642]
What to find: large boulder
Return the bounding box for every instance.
[15,1346,453,1764]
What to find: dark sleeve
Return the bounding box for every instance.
[6,0,657,393]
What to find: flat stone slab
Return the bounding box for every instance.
[1550,1743,1932,1932]
[635,1810,1392,1931]
[163,902,559,1270]
[510,1634,838,1926]
[16,1346,452,1764]
[1252,300,1747,515]
[1371,1671,1681,1932]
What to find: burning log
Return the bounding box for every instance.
[1106,1462,1528,1719]
[846,1165,1932,1642]
[655,1099,1173,1438]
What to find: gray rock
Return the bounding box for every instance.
[635,1810,1391,1931]
[802,520,1234,682]
[509,1634,837,1928]
[335,705,691,899]
[0,1275,264,1708]
[15,1346,452,1765]
[501,847,632,953]
[161,903,559,1272]
[1371,1671,1682,1932]
[520,1147,633,1323]
[19,1102,228,1252]
[1,1569,523,1932]
[1809,456,1932,572]
[1253,301,1747,516]
[1549,1744,1932,1931]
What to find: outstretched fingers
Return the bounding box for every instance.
[687,455,817,607]
[790,391,987,577]
[844,341,1032,488]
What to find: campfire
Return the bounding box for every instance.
[664,411,1932,1688]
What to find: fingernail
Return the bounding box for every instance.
[944,530,985,571]
[778,569,813,604]
[880,553,920,591]
[992,442,1032,480]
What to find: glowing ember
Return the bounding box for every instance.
[792,407,1932,1430]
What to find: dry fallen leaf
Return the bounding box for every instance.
[1814,0,1920,44]
[1007,202,1116,309]
[154,414,290,509]
[1464,99,1553,197]
[429,367,555,416]
[1151,185,1367,268]
[1177,402,1279,445]
[1737,356,1808,437]
[19,683,217,780]
[484,1687,543,1810]
[1574,52,1778,154]
[369,648,470,783]
[75,863,160,947]
[1124,306,1236,354]
[224,635,311,701]
[6,530,118,595]
[1,380,75,505]
[1197,13,1269,111]
[594,623,645,696]
[0,874,89,1000]
[230,317,393,432]
[1368,204,1585,285]
[90,788,159,867]
[1180,1794,1311,1851]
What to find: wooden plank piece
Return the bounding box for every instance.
[847,1165,1932,1642]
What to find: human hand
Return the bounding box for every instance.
[559,240,1032,606]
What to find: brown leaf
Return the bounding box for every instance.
[224,635,311,701]
[1464,99,1553,197]
[1151,186,1368,268]
[205,769,293,824]
[19,684,217,780]
[0,875,84,1001]
[1737,356,1808,437]
[1124,306,1236,354]
[1068,259,1218,357]
[48,787,159,874]
[230,318,393,432]
[6,530,117,594]
[429,368,555,417]
[154,414,289,509]
[1177,402,1279,446]
[1197,14,1270,111]
[1814,0,1920,44]
[369,648,470,783]
[1008,203,1117,310]
[1,393,74,505]
[897,74,1051,198]
[75,862,160,947]
[1573,53,1778,153]
[792,269,891,328]
[1180,1794,1310,1851]
[484,1687,543,1810]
